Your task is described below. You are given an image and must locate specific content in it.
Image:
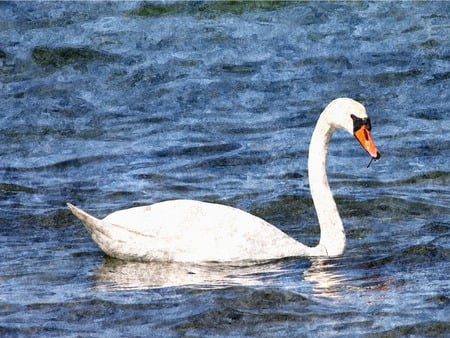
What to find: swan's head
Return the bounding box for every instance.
[325,98,380,159]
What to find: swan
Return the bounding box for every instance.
[68,98,380,263]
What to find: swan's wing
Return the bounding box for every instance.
[70,200,310,262]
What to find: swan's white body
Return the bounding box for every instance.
[68,98,380,263]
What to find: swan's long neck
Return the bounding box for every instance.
[308,114,345,256]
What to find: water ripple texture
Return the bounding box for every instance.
[0,1,449,337]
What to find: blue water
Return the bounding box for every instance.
[1,1,449,336]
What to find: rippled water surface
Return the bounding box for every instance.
[1,1,449,336]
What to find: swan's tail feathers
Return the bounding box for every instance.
[67,203,103,236]
[67,203,145,260]
[67,203,120,257]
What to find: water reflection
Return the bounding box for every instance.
[303,258,347,298]
[92,256,350,295]
[92,258,293,290]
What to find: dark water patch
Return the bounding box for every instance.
[154,142,241,158]
[5,156,114,173]
[105,190,139,200]
[136,172,169,181]
[395,170,450,186]
[400,244,450,263]
[358,277,410,296]
[294,56,352,69]
[4,124,72,141]
[11,297,169,335]
[4,125,99,140]
[210,62,260,75]
[206,31,233,45]
[401,24,423,34]
[418,39,441,49]
[388,141,450,157]
[427,295,450,306]
[0,183,34,194]
[250,194,314,229]
[368,69,422,85]
[334,171,450,190]
[335,171,450,195]
[335,196,443,219]
[376,196,448,218]
[369,321,450,337]
[332,177,385,189]
[421,222,450,234]
[194,153,274,168]
[424,70,450,85]
[346,226,376,241]
[128,2,185,17]
[129,1,294,18]
[173,307,250,334]
[274,172,304,180]
[32,47,121,68]
[0,324,65,337]
[221,123,282,136]
[55,298,153,321]
[363,51,417,68]
[360,244,449,268]
[116,65,186,88]
[410,108,447,120]
[13,209,80,232]
[174,307,306,335]
[129,115,173,126]
[175,59,199,67]
[39,208,77,228]
[164,183,206,194]
[173,288,315,335]
[0,325,21,336]
[224,288,314,309]
[196,1,294,16]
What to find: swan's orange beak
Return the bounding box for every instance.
[354,125,380,159]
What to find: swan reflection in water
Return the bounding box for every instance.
[303,259,348,298]
[92,258,294,290]
[92,257,347,297]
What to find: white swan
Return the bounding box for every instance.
[68,98,380,263]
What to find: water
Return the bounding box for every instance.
[1,1,449,336]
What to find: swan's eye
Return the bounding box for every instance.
[351,114,371,132]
